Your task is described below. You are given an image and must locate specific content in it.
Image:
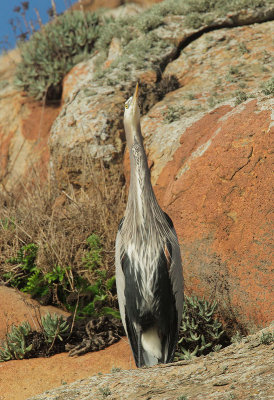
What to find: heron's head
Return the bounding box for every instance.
[124,83,141,147]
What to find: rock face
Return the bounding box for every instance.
[134,21,274,184]
[0,49,61,191]
[157,98,273,332]
[27,325,274,400]
[49,7,274,192]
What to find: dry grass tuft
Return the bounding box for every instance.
[0,163,126,292]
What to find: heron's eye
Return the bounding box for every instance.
[125,104,128,109]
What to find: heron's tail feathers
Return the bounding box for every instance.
[141,326,161,366]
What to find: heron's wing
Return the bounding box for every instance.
[115,218,127,334]
[115,219,143,366]
[164,212,184,328]
[161,212,184,362]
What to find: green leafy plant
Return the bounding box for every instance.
[4,244,66,299]
[261,77,274,96]
[83,234,103,270]
[98,386,111,398]
[4,239,119,319]
[72,234,119,318]
[238,42,249,54]
[231,331,244,343]
[22,268,46,297]
[260,331,273,345]
[42,313,69,344]
[111,366,122,373]
[0,322,32,362]
[235,90,248,105]
[73,274,118,319]
[4,243,40,291]
[176,296,226,360]
[163,105,185,123]
[15,11,101,100]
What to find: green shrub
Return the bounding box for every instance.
[98,386,111,398]
[4,240,118,319]
[261,77,274,96]
[3,244,67,299]
[163,105,185,123]
[4,243,41,293]
[176,296,226,360]
[82,234,103,270]
[14,11,101,100]
[260,331,273,345]
[0,322,32,361]
[235,90,248,105]
[231,331,244,343]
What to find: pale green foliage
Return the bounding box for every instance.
[235,90,248,105]
[260,331,273,345]
[163,105,185,123]
[98,386,111,398]
[0,322,32,361]
[42,313,69,343]
[231,331,244,343]
[15,11,101,100]
[176,296,225,360]
[238,42,249,54]
[261,77,274,96]
[111,366,121,373]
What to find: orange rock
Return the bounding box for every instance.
[62,63,90,103]
[0,286,70,340]
[155,99,273,331]
[71,0,162,12]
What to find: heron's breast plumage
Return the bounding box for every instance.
[125,229,164,303]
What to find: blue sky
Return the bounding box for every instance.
[0,0,77,53]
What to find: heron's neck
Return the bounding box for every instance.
[127,138,158,220]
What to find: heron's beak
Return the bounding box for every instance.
[132,82,139,107]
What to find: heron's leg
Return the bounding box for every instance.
[135,325,143,367]
[138,332,142,367]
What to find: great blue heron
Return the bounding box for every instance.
[115,83,184,367]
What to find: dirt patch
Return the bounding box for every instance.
[0,339,134,400]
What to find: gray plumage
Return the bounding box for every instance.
[115,83,184,367]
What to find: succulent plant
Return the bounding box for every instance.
[42,313,69,343]
[15,11,101,100]
[0,322,32,361]
[176,296,225,360]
